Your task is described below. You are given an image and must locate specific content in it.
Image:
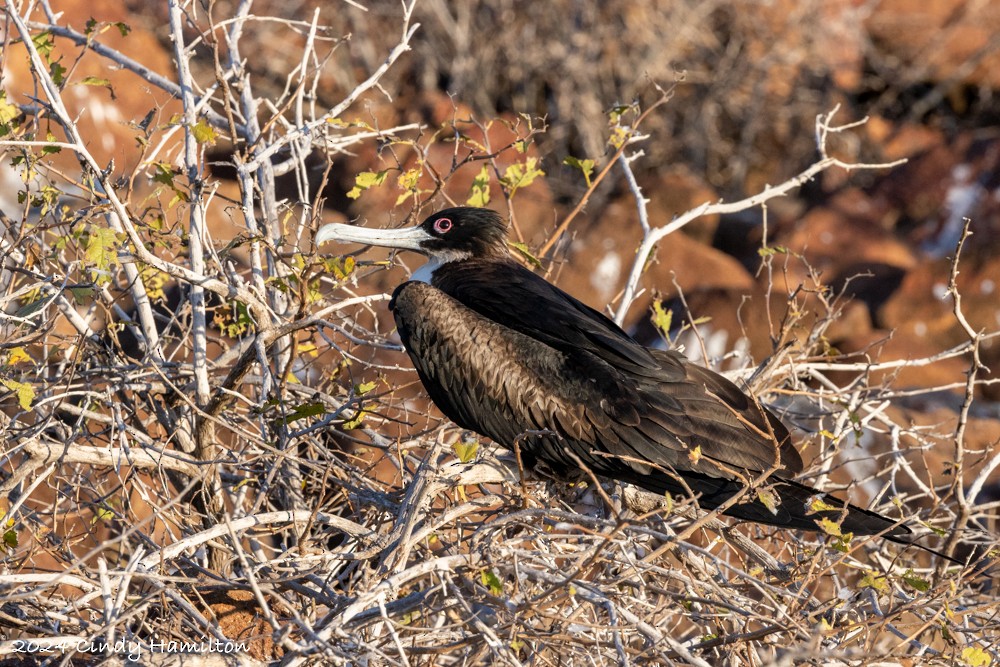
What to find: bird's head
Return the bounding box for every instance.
[315,207,510,266]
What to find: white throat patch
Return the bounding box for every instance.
[410,250,472,284]
[411,257,444,284]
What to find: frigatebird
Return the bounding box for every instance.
[316,207,916,544]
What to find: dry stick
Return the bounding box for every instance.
[137,510,375,571]
[376,441,441,575]
[518,565,713,667]
[167,0,211,409]
[538,91,673,259]
[4,2,272,326]
[939,217,985,570]
[3,2,169,364]
[165,0,227,567]
[240,0,421,173]
[20,438,202,478]
[225,1,286,424]
[25,15,234,132]
[614,108,907,326]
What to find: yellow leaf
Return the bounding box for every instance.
[608,126,629,149]
[347,170,388,199]
[1,378,35,411]
[501,158,544,197]
[650,299,672,337]
[859,570,889,593]
[562,156,595,187]
[341,409,367,430]
[467,164,491,207]
[454,440,479,464]
[397,167,420,191]
[0,93,19,126]
[809,497,840,513]
[756,489,779,515]
[191,119,216,145]
[816,517,843,537]
[687,444,702,465]
[84,227,123,285]
[6,347,31,365]
[961,646,991,667]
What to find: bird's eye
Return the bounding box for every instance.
[433,217,453,234]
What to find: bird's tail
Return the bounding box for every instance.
[636,471,967,563]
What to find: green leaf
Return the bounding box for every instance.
[80,76,111,87]
[509,241,542,269]
[113,21,131,37]
[152,162,177,187]
[467,164,491,207]
[0,377,35,411]
[84,227,122,281]
[453,440,479,464]
[14,295,47,319]
[830,533,853,553]
[191,119,216,145]
[49,62,67,87]
[563,156,595,187]
[341,409,367,430]
[480,569,503,596]
[2,528,17,550]
[32,32,54,58]
[69,286,95,305]
[42,132,61,155]
[919,520,949,538]
[355,381,377,396]
[757,245,788,257]
[859,570,889,594]
[282,402,325,424]
[902,569,930,592]
[500,158,544,197]
[212,301,254,337]
[347,170,388,199]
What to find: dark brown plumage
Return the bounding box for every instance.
[317,207,918,543]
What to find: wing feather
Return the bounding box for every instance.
[391,280,796,488]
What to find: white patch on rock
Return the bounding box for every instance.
[590,251,621,301]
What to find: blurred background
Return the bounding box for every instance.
[3,0,999,527]
[2,0,1000,659]
[101,0,1000,384]
[3,0,998,538]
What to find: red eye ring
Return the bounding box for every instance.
[433,217,453,234]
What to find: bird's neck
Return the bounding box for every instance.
[411,257,444,284]
[411,248,511,284]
